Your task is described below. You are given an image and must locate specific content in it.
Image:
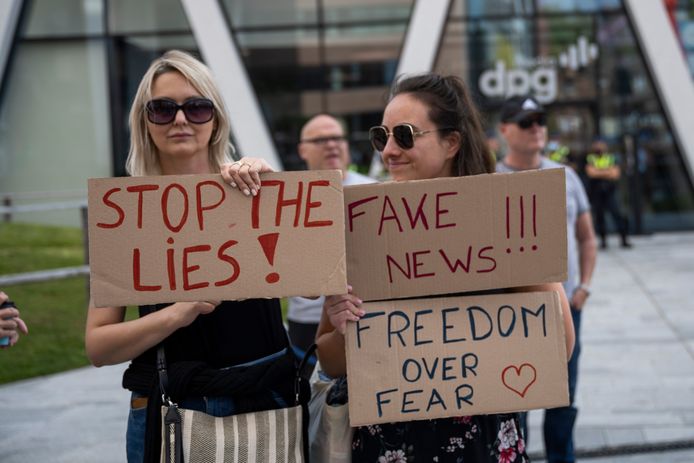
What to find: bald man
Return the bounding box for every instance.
[288,114,374,356]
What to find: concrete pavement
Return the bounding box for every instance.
[1,231,694,462]
[527,231,694,460]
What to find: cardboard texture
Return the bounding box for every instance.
[88,171,347,307]
[345,291,569,426]
[344,168,567,301]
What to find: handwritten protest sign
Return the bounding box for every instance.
[344,168,567,301]
[88,171,346,307]
[345,291,568,426]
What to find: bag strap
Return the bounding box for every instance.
[163,401,183,463]
[297,343,317,380]
[295,343,317,404]
[157,344,183,463]
[143,303,183,462]
[157,346,172,403]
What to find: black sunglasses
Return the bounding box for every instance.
[145,98,215,125]
[369,124,453,151]
[516,114,547,129]
[301,135,347,145]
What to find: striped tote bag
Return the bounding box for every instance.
[161,403,305,463]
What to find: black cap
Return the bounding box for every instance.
[499,96,545,123]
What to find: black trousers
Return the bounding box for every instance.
[590,182,628,245]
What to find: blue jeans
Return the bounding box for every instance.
[544,306,581,463]
[518,306,581,462]
[126,349,289,463]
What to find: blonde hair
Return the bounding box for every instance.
[125,50,235,176]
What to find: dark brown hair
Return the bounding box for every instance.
[389,73,494,176]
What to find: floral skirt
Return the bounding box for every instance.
[352,413,528,463]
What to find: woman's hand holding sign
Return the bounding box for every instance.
[173,300,221,328]
[316,285,364,378]
[324,285,364,335]
[221,156,275,197]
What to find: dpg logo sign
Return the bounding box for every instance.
[478,36,598,104]
[479,60,557,104]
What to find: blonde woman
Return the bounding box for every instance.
[86,50,292,462]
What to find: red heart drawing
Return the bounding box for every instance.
[501,363,537,398]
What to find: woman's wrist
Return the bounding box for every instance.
[577,283,591,296]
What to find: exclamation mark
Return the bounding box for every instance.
[505,194,539,253]
[519,196,525,239]
[532,194,538,251]
[506,196,511,254]
[258,233,280,283]
[519,196,525,252]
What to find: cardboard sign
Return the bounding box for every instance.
[344,169,567,301]
[345,291,568,426]
[87,171,347,307]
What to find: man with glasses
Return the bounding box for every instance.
[496,96,598,463]
[287,114,374,358]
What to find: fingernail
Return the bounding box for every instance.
[357,299,363,305]
[243,189,250,196]
[251,189,257,196]
[230,182,237,188]
[359,310,366,317]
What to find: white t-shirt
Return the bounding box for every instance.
[496,157,590,299]
[287,170,376,323]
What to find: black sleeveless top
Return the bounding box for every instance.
[130,298,287,370]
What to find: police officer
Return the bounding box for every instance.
[585,140,632,249]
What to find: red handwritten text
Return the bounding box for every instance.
[348,192,458,235]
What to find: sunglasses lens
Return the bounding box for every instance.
[147,100,177,124]
[518,114,547,129]
[183,99,214,124]
[369,127,388,151]
[146,99,214,124]
[392,125,415,149]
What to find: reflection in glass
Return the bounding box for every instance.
[597,12,694,229]
[322,0,413,23]
[0,41,111,225]
[437,6,694,230]
[537,0,621,13]
[456,0,535,18]
[222,0,317,28]
[235,21,405,171]
[23,0,103,37]
[108,0,190,34]
[673,0,694,77]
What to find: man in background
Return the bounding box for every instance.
[496,96,598,463]
[287,114,374,357]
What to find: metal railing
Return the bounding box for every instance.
[0,191,90,288]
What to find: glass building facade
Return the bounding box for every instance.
[1,0,693,231]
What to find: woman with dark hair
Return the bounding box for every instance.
[316,73,574,462]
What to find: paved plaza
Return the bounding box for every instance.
[1,231,693,462]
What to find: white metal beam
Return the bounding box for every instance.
[395,0,451,76]
[0,0,23,86]
[624,0,694,180]
[180,0,281,169]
